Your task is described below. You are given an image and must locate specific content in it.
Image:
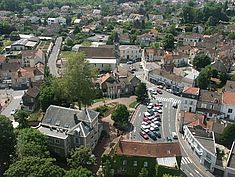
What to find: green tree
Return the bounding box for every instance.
[9,31,20,41]
[0,115,16,167]
[67,146,95,169]
[231,74,235,81]
[62,52,97,109]
[162,33,175,51]
[193,53,211,70]
[228,32,235,40]
[14,110,29,129]
[64,167,94,177]
[135,82,147,102]
[163,174,180,177]
[111,104,130,130]
[220,123,235,148]
[16,128,49,159]
[102,159,112,177]
[182,5,194,23]
[138,167,148,177]
[4,157,64,177]
[197,67,210,89]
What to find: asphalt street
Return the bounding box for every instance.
[48,37,62,77]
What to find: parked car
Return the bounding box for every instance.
[141,128,150,133]
[157,90,162,94]
[127,61,133,64]
[143,117,151,122]
[157,109,163,114]
[144,111,151,117]
[172,132,178,139]
[167,136,173,142]
[172,102,178,108]
[140,131,149,139]
[141,124,150,129]
[153,131,161,138]
[142,121,149,126]
[147,131,157,140]
[153,121,161,126]
[152,90,157,95]
[10,109,17,116]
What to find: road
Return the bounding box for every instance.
[125,61,215,177]
[48,37,62,77]
[1,89,25,127]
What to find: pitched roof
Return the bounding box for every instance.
[78,47,115,58]
[224,80,235,92]
[24,86,40,98]
[116,140,181,158]
[223,91,235,105]
[199,90,222,103]
[1,62,20,72]
[183,87,199,95]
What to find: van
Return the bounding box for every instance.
[172,132,178,139]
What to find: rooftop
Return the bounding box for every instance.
[223,91,235,105]
[183,87,199,95]
[199,90,222,103]
[119,45,140,50]
[224,80,235,92]
[116,140,181,158]
[78,46,115,59]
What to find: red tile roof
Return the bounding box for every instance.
[223,91,235,105]
[0,55,6,62]
[116,140,181,158]
[183,87,199,95]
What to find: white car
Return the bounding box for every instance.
[142,121,149,126]
[142,128,150,133]
[144,111,151,117]
[141,124,150,129]
[152,90,157,95]
[10,109,17,115]
[157,109,163,114]
[147,105,153,109]
[150,127,155,131]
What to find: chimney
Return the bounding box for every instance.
[74,114,79,124]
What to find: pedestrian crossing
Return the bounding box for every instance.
[181,157,192,165]
[154,97,181,104]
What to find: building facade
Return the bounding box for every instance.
[119,45,141,62]
[181,87,199,113]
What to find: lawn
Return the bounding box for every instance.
[0,39,12,52]
[60,51,75,59]
[93,97,111,103]
[129,100,139,109]
[81,41,92,47]
[95,103,117,118]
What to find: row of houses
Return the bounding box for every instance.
[180,81,235,121]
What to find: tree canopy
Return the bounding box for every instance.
[16,128,49,159]
[111,104,130,130]
[193,53,211,71]
[14,110,29,129]
[162,33,175,51]
[135,82,148,102]
[0,115,16,167]
[4,157,65,177]
[138,167,148,177]
[220,123,235,148]
[64,167,94,177]
[67,146,95,169]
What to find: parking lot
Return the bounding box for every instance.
[130,87,181,143]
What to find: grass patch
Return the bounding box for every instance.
[95,103,117,118]
[93,97,111,103]
[0,39,12,52]
[60,51,75,59]
[156,165,181,177]
[129,100,139,109]
[28,108,42,122]
[81,41,92,47]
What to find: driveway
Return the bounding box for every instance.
[48,37,62,77]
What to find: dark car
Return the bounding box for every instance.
[147,131,157,140]
[157,90,162,94]
[153,131,161,138]
[167,136,173,142]
[140,131,149,139]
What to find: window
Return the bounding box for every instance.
[228,109,233,113]
[184,100,187,104]
[144,162,148,167]
[55,139,60,144]
[210,105,214,109]
[201,103,207,108]
[75,138,79,144]
[123,160,127,166]
[133,161,137,167]
[190,101,193,105]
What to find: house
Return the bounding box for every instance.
[224,80,235,92]
[78,46,117,71]
[47,17,66,25]
[224,141,235,177]
[211,60,228,73]
[119,33,131,44]
[20,49,45,67]
[181,87,200,113]
[177,33,204,46]
[11,67,44,89]
[0,62,20,82]
[163,52,188,67]
[221,91,235,120]
[104,139,181,177]
[38,105,101,157]
[183,125,217,172]
[119,45,141,62]
[197,90,222,119]
[29,16,40,24]
[96,71,140,99]
[192,25,204,34]
[142,47,163,62]
[22,81,42,112]
[10,37,39,51]
[138,33,156,47]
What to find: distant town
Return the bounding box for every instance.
[0,0,235,177]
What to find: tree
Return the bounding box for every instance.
[162,33,175,51]
[231,74,235,81]
[182,5,194,23]
[9,31,20,41]
[67,146,95,169]
[16,128,49,159]
[138,167,148,177]
[111,104,130,130]
[163,174,179,177]
[14,110,29,129]
[62,52,97,109]
[135,83,147,102]
[0,115,16,168]
[197,67,210,89]
[102,159,112,177]
[193,53,211,70]
[4,157,64,177]
[220,123,235,148]
[64,167,94,177]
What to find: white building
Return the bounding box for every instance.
[119,45,141,62]
[181,87,199,113]
[47,17,66,25]
[224,141,235,177]
[221,91,235,120]
[183,125,217,172]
